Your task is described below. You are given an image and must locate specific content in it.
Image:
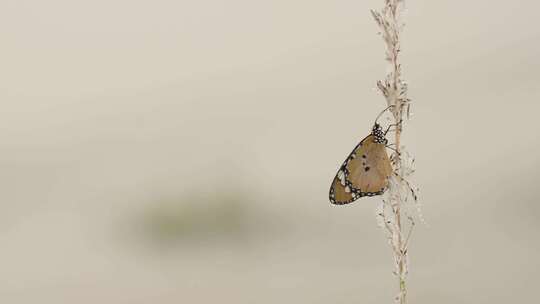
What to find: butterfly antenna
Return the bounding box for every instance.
[374,105,395,125]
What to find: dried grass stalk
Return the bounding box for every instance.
[371,1,418,303]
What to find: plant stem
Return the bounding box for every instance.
[372,1,414,303]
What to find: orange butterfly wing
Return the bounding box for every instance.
[346,135,393,195]
[329,135,393,205]
[329,168,359,205]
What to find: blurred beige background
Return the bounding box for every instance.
[1,0,539,303]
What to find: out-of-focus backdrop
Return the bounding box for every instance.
[1,1,539,303]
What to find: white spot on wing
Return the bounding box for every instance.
[338,170,346,186]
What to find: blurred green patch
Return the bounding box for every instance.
[138,192,253,245]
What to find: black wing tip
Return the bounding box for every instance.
[329,192,357,205]
[329,186,356,205]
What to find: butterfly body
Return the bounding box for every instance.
[329,124,393,205]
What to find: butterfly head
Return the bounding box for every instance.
[372,123,387,144]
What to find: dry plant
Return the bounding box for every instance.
[371,0,419,303]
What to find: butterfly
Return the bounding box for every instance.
[329,123,393,205]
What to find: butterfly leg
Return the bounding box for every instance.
[385,145,400,155]
[384,118,404,135]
